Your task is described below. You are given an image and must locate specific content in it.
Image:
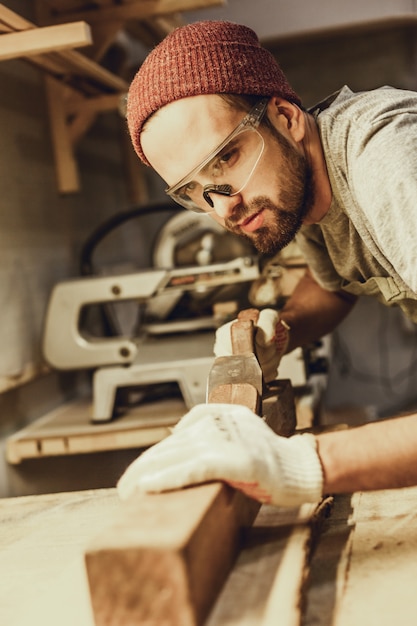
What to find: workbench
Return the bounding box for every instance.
[5,397,184,496]
[2,485,417,625]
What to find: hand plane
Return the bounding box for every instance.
[207,309,263,415]
[207,308,296,434]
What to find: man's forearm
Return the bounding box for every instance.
[280,269,357,352]
[316,414,417,494]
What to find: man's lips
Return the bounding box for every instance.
[238,209,265,234]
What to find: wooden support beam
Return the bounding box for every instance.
[120,123,150,206]
[85,380,297,626]
[44,75,80,193]
[43,76,126,193]
[0,21,91,61]
[0,3,37,30]
[0,3,128,94]
[45,0,225,24]
[66,93,124,116]
[67,92,123,145]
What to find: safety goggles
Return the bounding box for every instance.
[166,98,269,213]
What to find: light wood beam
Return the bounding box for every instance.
[45,76,80,193]
[0,21,91,61]
[0,2,37,30]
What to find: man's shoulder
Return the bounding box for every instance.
[310,85,417,121]
[312,84,417,164]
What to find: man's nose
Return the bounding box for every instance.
[210,193,242,220]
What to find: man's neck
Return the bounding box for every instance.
[302,112,332,225]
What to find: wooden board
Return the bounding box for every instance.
[206,500,329,626]
[0,488,119,626]
[6,397,185,464]
[0,487,321,626]
[332,488,417,626]
[0,21,91,61]
[86,484,261,626]
[84,379,298,626]
[4,484,417,626]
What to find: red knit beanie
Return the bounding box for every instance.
[127,20,301,165]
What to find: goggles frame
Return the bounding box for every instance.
[166,98,269,213]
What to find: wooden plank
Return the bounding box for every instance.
[4,485,417,626]
[0,21,91,61]
[261,502,322,626]
[206,501,330,626]
[85,484,260,626]
[0,487,322,626]
[84,379,297,626]
[0,489,119,626]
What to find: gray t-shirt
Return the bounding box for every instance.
[296,85,417,321]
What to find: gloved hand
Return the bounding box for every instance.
[213,308,290,382]
[117,403,323,507]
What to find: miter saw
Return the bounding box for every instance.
[43,207,315,422]
[43,209,261,421]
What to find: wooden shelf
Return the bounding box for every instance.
[0,4,127,93]
[0,0,225,195]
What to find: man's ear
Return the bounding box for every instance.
[266,96,305,142]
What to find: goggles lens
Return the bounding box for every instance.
[166,100,268,214]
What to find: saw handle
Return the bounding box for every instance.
[231,308,260,355]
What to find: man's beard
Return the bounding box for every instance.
[224,130,315,256]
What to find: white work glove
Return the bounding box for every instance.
[213,308,289,382]
[117,403,323,508]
